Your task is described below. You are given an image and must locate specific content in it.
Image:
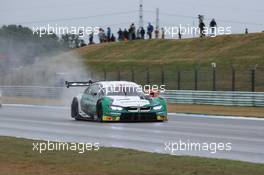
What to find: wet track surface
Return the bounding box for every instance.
[0,105,264,163]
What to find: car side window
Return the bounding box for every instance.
[84,84,102,96]
[90,84,100,96]
[84,87,91,95]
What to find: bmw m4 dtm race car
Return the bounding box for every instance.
[65,81,167,122]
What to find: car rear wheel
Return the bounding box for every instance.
[71,98,81,120]
[96,102,103,122]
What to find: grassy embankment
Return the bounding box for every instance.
[1,136,264,175]
[76,33,264,91]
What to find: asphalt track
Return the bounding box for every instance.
[0,104,263,163]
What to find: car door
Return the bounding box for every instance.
[81,87,92,114]
[89,84,101,114]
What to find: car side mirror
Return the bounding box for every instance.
[147,91,160,98]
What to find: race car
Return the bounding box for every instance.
[65,81,167,122]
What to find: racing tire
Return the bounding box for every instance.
[96,102,103,122]
[71,98,81,120]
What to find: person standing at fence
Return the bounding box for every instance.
[147,22,154,39]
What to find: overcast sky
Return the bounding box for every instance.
[1,0,263,39]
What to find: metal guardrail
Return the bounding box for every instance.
[163,90,264,107]
[0,86,263,107]
[0,86,85,100]
[0,86,63,99]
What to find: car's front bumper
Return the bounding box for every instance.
[102,112,167,122]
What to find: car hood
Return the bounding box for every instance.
[108,96,151,107]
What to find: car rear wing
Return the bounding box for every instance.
[65,80,94,88]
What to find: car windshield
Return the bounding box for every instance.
[105,86,145,96]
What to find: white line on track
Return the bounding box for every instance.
[169,113,264,121]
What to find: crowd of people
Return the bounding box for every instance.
[198,15,218,37]
[88,17,249,45]
[88,22,166,44]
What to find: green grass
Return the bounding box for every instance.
[1,136,264,175]
[76,33,264,91]
[77,33,264,71]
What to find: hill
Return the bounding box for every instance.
[76,33,264,91]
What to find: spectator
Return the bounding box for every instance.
[110,34,116,42]
[198,15,205,37]
[128,26,133,40]
[129,23,136,40]
[107,27,111,42]
[98,28,104,43]
[136,28,141,39]
[123,29,129,41]
[80,39,87,47]
[178,29,182,39]
[245,28,249,34]
[155,27,159,39]
[140,27,145,39]
[102,29,107,42]
[89,32,94,45]
[199,22,205,37]
[147,22,154,39]
[210,18,217,36]
[117,28,123,41]
[161,28,165,39]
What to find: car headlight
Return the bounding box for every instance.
[110,105,123,111]
[153,105,162,110]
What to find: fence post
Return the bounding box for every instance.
[232,68,236,91]
[194,68,198,90]
[161,67,165,85]
[146,68,150,84]
[212,67,216,91]
[131,68,135,82]
[251,69,256,92]
[177,71,181,90]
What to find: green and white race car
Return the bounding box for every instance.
[66,81,167,122]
